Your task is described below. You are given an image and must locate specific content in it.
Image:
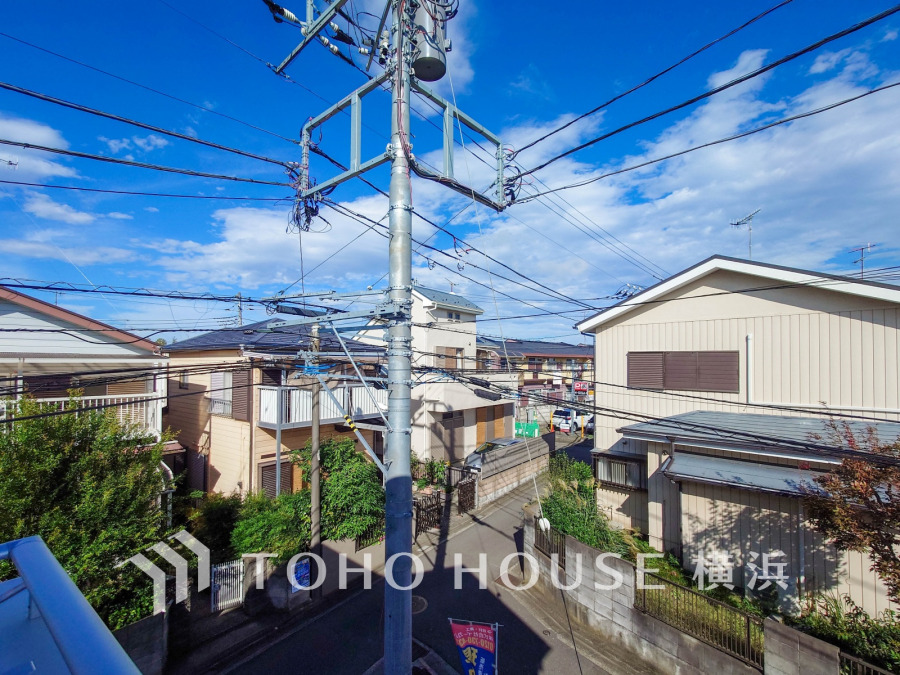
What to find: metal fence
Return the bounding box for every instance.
[210,558,244,612]
[355,518,385,552]
[840,652,895,675]
[412,461,471,490]
[634,572,764,670]
[533,516,566,570]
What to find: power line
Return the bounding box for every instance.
[514,4,900,179]
[0,30,301,145]
[0,80,293,168]
[0,138,292,187]
[512,0,796,157]
[515,80,900,202]
[0,179,292,202]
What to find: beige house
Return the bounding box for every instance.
[577,256,900,615]
[0,285,166,438]
[356,286,518,463]
[164,319,386,496]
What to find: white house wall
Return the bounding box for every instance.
[593,270,900,453]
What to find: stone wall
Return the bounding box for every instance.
[478,454,548,506]
[113,609,168,675]
[763,619,838,675]
[523,510,759,675]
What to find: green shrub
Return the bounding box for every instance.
[188,493,242,563]
[231,491,311,563]
[790,594,900,672]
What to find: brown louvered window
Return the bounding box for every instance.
[627,351,738,392]
[260,461,293,499]
[626,352,664,388]
[231,368,252,421]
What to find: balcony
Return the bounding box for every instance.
[0,393,163,439]
[257,385,388,429]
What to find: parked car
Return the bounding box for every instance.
[584,415,595,434]
[551,409,589,431]
[464,437,520,472]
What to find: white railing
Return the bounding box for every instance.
[210,558,244,612]
[1,394,162,438]
[258,385,387,426]
[207,398,232,417]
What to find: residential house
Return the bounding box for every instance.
[476,336,594,406]
[356,286,518,463]
[0,284,169,438]
[164,318,386,497]
[577,256,900,614]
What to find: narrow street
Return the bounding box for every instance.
[226,440,661,674]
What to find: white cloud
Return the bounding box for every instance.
[0,239,134,265]
[132,134,169,152]
[23,194,95,224]
[107,212,133,220]
[144,206,160,213]
[882,29,898,42]
[98,134,169,154]
[0,114,77,179]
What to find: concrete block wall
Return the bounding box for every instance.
[113,610,168,675]
[763,619,839,675]
[478,455,548,506]
[522,511,759,675]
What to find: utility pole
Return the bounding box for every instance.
[275,367,284,497]
[851,243,875,279]
[269,1,505,670]
[236,292,243,325]
[309,322,321,599]
[383,3,414,670]
[730,208,761,260]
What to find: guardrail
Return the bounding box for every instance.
[839,652,894,675]
[634,572,764,670]
[533,516,566,570]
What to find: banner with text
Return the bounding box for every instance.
[449,620,497,675]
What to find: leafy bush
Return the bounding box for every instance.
[0,395,171,629]
[790,594,900,671]
[293,437,384,541]
[188,493,242,563]
[231,491,311,563]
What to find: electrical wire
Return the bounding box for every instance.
[514,4,900,179]
[0,31,300,145]
[0,80,293,168]
[516,80,900,202]
[0,138,292,187]
[512,0,796,157]
[0,179,292,202]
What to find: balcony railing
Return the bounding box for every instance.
[207,398,232,417]
[258,385,388,428]
[0,393,162,438]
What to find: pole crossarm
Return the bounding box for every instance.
[329,321,393,431]
[309,370,386,474]
[274,0,353,73]
[264,303,404,330]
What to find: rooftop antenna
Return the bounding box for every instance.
[446,279,458,294]
[730,208,761,260]
[850,243,876,279]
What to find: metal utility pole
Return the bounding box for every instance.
[730,208,761,260]
[274,367,284,496]
[309,323,322,599]
[269,1,505,670]
[383,3,414,670]
[851,243,875,279]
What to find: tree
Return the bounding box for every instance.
[294,437,384,541]
[803,420,900,604]
[0,396,172,628]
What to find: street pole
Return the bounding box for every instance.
[384,1,413,671]
[309,323,322,599]
[275,369,284,497]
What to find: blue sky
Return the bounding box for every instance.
[1,0,898,343]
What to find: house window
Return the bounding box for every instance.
[179,371,189,389]
[437,347,463,370]
[446,311,461,321]
[626,351,739,392]
[596,456,646,490]
[259,461,293,499]
[527,357,542,371]
[208,371,233,417]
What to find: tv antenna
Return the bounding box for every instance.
[730,208,761,260]
[850,243,876,279]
